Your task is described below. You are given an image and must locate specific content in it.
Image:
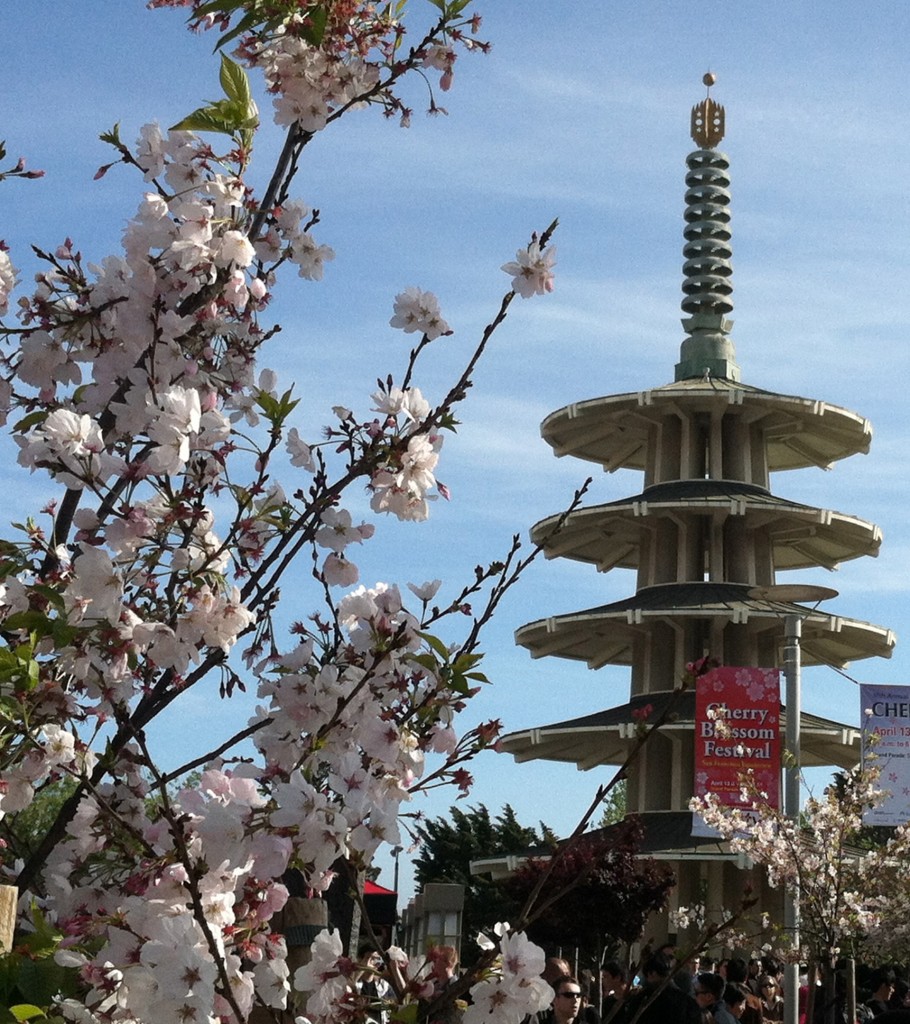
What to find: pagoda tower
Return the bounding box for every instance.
[499,77,896,929]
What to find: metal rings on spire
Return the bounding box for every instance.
[681,149,733,317]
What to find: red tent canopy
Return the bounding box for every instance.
[364,879,396,896]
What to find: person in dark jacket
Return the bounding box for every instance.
[867,969,898,1018]
[620,954,701,1024]
[724,958,763,1024]
[539,975,585,1024]
[694,972,736,1024]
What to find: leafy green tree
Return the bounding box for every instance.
[0,909,79,1024]
[595,779,627,828]
[0,777,79,869]
[413,804,555,961]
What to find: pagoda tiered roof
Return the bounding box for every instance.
[515,582,895,670]
[540,378,872,473]
[532,478,881,572]
[500,690,862,772]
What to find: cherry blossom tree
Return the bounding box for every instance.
[693,762,910,1024]
[0,3,570,1022]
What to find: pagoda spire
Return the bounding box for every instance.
[675,72,741,382]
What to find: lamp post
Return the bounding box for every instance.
[747,584,838,1024]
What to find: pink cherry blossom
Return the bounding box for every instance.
[0,7,551,1024]
[286,427,315,470]
[323,552,359,587]
[501,240,556,298]
[407,578,442,603]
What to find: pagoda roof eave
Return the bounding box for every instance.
[470,812,755,880]
[500,692,861,772]
[532,482,882,572]
[515,582,895,669]
[541,379,872,472]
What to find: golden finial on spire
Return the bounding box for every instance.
[691,71,725,148]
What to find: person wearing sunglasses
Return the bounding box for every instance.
[757,974,783,1021]
[548,976,584,1024]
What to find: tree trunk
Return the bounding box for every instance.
[845,958,856,1024]
[325,856,364,956]
[249,897,328,1024]
[821,957,838,1024]
[0,885,16,953]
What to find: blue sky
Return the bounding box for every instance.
[5,2,910,902]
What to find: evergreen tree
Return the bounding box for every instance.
[413,804,555,961]
[595,779,627,829]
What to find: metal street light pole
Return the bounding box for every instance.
[783,613,801,1024]
[748,584,837,1024]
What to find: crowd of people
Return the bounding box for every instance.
[542,950,910,1024]
[350,939,910,1024]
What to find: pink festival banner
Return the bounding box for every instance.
[693,667,781,820]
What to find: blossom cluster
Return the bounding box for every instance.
[465,927,554,1024]
[691,762,910,963]
[291,925,553,1024]
[231,1,487,130]
[501,240,556,299]
[0,2,558,1022]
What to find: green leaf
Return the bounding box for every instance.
[14,956,65,1007]
[30,585,65,611]
[255,387,298,428]
[212,7,266,51]
[171,106,239,137]
[51,619,77,649]
[418,631,451,661]
[410,653,438,673]
[452,651,484,672]
[2,612,50,636]
[219,54,251,106]
[172,56,258,137]
[0,647,20,668]
[11,410,47,434]
[12,945,71,1003]
[436,410,461,433]
[9,1004,45,1022]
[447,672,471,696]
[463,671,489,684]
[300,5,327,45]
[25,907,63,956]
[98,123,123,148]
[255,392,279,419]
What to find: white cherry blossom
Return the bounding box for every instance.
[389,287,451,339]
[0,246,17,315]
[501,240,556,298]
